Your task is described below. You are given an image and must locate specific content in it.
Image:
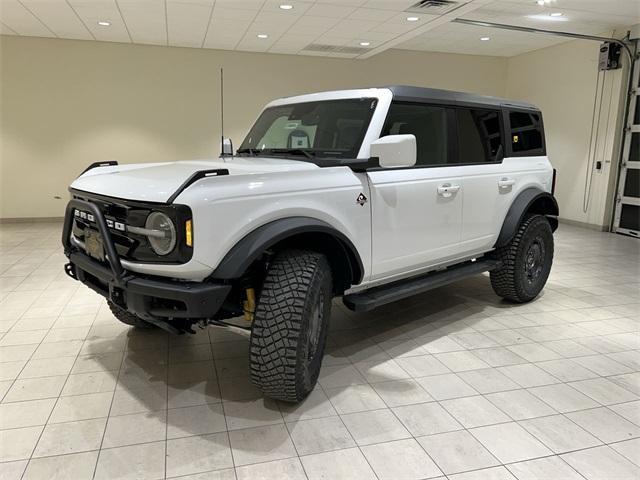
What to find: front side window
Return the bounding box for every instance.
[509,110,544,155]
[381,103,448,166]
[238,98,377,159]
[457,108,503,164]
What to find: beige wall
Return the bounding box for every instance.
[505,35,627,229]
[0,35,508,219]
[2,34,628,226]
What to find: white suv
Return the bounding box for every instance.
[63,86,558,402]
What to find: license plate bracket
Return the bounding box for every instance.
[84,229,105,262]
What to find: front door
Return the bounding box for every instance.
[367,103,463,281]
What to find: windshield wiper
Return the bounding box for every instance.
[262,148,315,160]
[236,148,260,156]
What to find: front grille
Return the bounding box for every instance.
[70,191,193,264]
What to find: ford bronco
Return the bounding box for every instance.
[62,86,558,402]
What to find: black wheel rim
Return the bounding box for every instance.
[306,291,324,362]
[524,236,545,285]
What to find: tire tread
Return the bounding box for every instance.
[250,250,331,402]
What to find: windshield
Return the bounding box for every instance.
[238,98,377,159]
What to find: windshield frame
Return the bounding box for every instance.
[237,97,380,162]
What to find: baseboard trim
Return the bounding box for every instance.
[558,217,609,232]
[0,217,64,224]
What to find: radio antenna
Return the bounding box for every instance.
[220,67,224,148]
[219,67,233,157]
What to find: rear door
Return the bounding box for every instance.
[458,108,548,253]
[455,107,511,253]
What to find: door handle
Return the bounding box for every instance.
[498,178,516,189]
[437,183,460,197]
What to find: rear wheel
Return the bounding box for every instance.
[490,214,554,303]
[249,250,332,402]
[107,300,155,329]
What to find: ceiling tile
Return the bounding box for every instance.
[0,0,53,36]
[347,7,398,21]
[326,19,378,35]
[167,0,214,48]
[361,0,417,11]
[0,22,18,34]
[21,0,91,39]
[214,0,264,11]
[305,3,358,18]
[118,0,166,45]
[67,0,130,43]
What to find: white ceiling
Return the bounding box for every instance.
[0,0,638,58]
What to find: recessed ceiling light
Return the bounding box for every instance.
[279,4,293,10]
[257,34,269,39]
[528,13,568,22]
[550,12,563,16]
[536,0,545,5]
[360,41,371,46]
[480,36,490,41]
[406,16,420,22]
[97,21,111,26]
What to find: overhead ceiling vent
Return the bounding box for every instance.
[302,43,371,55]
[406,0,463,15]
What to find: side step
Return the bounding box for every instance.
[343,259,502,312]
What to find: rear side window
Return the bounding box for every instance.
[456,109,503,164]
[382,103,449,166]
[509,110,544,155]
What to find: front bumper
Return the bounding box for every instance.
[62,199,231,325]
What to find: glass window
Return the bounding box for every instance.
[238,98,377,159]
[457,109,503,164]
[381,103,448,166]
[509,111,544,154]
[623,168,639,199]
[620,204,640,231]
[630,133,640,162]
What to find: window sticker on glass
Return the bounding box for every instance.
[285,122,300,130]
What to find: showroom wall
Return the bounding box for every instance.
[0,35,509,219]
[505,34,627,230]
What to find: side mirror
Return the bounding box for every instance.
[221,137,234,157]
[370,134,416,168]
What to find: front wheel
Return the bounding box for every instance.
[490,214,554,303]
[249,250,332,402]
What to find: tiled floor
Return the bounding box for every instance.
[1,221,639,480]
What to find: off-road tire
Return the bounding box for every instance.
[107,300,155,329]
[490,214,554,303]
[250,250,332,403]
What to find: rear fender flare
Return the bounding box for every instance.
[495,188,559,248]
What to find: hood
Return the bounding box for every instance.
[70,157,318,203]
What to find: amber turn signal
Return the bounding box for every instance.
[185,219,193,247]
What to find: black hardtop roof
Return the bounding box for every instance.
[385,85,539,111]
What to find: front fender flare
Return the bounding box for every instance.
[210,216,364,284]
[495,188,559,248]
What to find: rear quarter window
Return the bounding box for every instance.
[508,110,545,156]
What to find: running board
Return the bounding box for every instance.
[343,259,502,312]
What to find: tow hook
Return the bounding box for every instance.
[64,262,78,280]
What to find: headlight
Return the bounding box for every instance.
[145,212,176,255]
